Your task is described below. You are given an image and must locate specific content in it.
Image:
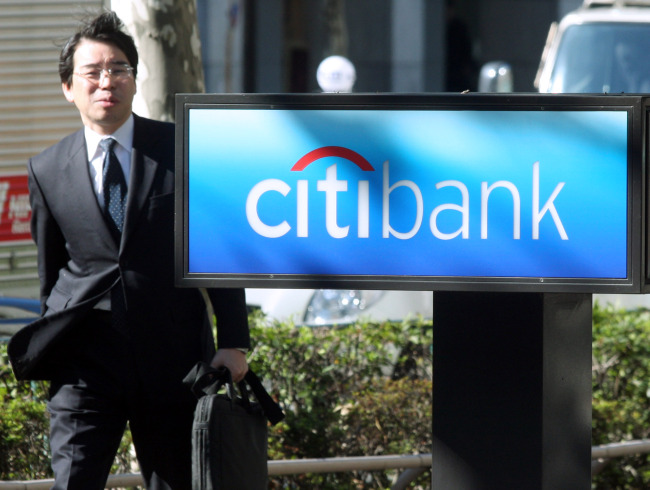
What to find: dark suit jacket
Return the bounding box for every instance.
[9,114,250,382]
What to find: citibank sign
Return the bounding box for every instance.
[246,148,567,242]
[177,94,643,293]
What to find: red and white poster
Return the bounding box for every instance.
[0,174,31,243]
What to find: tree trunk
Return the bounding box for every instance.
[111,0,205,122]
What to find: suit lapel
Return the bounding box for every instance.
[62,131,118,250]
[121,116,159,249]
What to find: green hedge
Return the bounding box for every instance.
[8,301,650,488]
[0,315,432,489]
[248,314,433,488]
[592,303,650,488]
[0,347,50,480]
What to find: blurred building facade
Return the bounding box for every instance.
[0,0,585,300]
[197,0,583,95]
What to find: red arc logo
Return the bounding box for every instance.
[291,146,375,171]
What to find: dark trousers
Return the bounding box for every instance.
[47,311,196,490]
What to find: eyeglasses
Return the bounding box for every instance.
[74,63,135,84]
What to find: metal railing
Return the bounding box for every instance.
[592,439,650,459]
[4,441,650,489]
[0,453,433,490]
[591,439,650,475]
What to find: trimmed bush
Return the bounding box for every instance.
[9,303,650,488]
[592,302,650,488]
[0,316,432,489]
[247,314,433,488]
[0,345,50,479]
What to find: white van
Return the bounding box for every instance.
[480,0,650,95]
[480,0,650,310]
[536,0,650,94]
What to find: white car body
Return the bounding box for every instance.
[245,288,433,326]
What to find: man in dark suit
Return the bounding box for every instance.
[8,11,250,490]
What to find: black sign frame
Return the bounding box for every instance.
[174,93,647,294]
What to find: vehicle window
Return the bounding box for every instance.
[549,23,650,93]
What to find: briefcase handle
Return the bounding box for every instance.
[205,365,255,413]
[183,362,285,425]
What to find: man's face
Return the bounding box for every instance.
[62,39,137,135]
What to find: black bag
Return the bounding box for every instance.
[183,362,284,490]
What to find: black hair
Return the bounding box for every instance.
[59,11,138,86]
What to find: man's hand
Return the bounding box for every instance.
[210,348,248,382]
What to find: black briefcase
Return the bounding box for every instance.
[183,362,284,490]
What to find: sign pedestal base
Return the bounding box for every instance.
[433,292,592,489]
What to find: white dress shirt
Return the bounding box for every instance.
[85,115,134,201]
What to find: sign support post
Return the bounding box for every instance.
[433,291,592,489]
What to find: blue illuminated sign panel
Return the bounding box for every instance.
[177,94,642,292]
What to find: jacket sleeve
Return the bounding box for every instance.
[28,159,69,314]
[205,287,251,350]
